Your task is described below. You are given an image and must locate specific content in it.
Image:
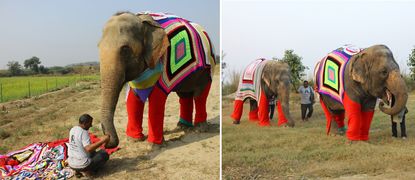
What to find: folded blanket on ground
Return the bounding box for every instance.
[0,133,119,179]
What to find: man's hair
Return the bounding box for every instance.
[79,114,93,124]
[304,80,308,83]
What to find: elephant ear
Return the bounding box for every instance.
[349,52,368,83]
[139,14,170,69]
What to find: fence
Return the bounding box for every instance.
[0,75,99,103]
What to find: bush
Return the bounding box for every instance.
[222,70,240,96]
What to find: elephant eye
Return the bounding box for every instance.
[381,70,388,76]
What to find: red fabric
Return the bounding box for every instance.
[258,90,270,126]
[126,88,145,139]
[194,82,211,125]
[147,85,167,144]
[230,100,244,122]
[47,133,120,155]
[276,101,288,126]
[249,108,259,121]
[179,96,193,124]
[333,113,345,129]
[343,92,364,141]
[320,99,333,134]
[360,110,374,140]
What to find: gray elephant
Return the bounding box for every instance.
[314,44,408,141]
[230,58,294,127]
[98,12,216,148]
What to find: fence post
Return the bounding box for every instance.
[28,81,31,97]
[55,78,57,89]
[0,83,2,102]
[46,80,48,91]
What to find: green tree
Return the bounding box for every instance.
[24,56,41,73]
[280,49,308,90]
[408,46,415,80]
[7,61,23,76]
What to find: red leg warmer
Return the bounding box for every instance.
[194,82,211,125]
[343,92,363,141]
[147,85,167,144]
[249,108,259,121]
[320,99,333,135]
[360,110,374,140]
[231,100,244,122]
[258,90,271,126]
[333,113,345,129]
[179,97,194,126]
[126,88,145,139]
[276,101,288,126]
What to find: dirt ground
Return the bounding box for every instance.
[0,68,220,179]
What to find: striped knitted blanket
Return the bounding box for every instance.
[0,134,119,179]
[235,58,268,102]
[129,12,216,101]
[314,45,362,104]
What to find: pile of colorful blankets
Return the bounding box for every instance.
[0,134,119,179]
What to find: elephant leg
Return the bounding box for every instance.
[126,87,145,139]
[343,92,363,141]
[194,81,211,125]
[148,85,168,144]
[320,99,333,135]
[276,101,288,126]
[258,90,271,126]
[360,110,374,140]
[230,100,244,123]
[249,99,259,121]
[179,96,194,127]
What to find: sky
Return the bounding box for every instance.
[0,0,219,69]
[222,0,415,81]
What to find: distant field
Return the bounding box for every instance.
[0,75,99,102]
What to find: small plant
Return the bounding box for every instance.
[0,129,11,139]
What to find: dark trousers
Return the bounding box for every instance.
[392,115,407,137]
[301,104,313,120]
[74,149,109,173]
[269,104,275,119]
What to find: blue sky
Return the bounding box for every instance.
[0,0,219,69]
[222,0,415,81]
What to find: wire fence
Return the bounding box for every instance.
[0,75,99,103]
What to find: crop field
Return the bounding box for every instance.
[0,75,99,102]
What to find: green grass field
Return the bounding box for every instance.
[0,75,99,102]
[222,92,415,179]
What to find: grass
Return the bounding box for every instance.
[222,91,415,179]
[0,74,99,102]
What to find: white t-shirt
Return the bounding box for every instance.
[298,86,313,104]
[67,126,91,169]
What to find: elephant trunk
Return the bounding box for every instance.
[100,59,125,148]
[379,70,408,115]
[279,84,295,127]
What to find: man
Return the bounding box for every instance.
[298,80,314,121]
[68,114,110,177]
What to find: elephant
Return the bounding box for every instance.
[98,12,216,148]
[314,44,408,141]
[230,58,294,127]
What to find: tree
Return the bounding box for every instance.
[280,49,308,90]
[408,46,415,80]
[38,65,49,74]
[7,61,23,76]
[24,56,41,73]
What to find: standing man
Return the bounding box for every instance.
[68,114,110,177]
[298,80,314,121]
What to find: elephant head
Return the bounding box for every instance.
[98,12,170,148]
[262,61,295,127]
[348,45,408,115]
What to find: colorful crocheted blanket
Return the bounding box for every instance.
[314,45,362,104]
[0,134,119,179]
[129,12,216,100]
[235,58,268,102]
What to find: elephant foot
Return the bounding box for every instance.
[232,120,240,125]
[174,121,193,132]
[337,127,346,136]
[286,121,295,127]
[194,122,209,133]
[128,135,147,142]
